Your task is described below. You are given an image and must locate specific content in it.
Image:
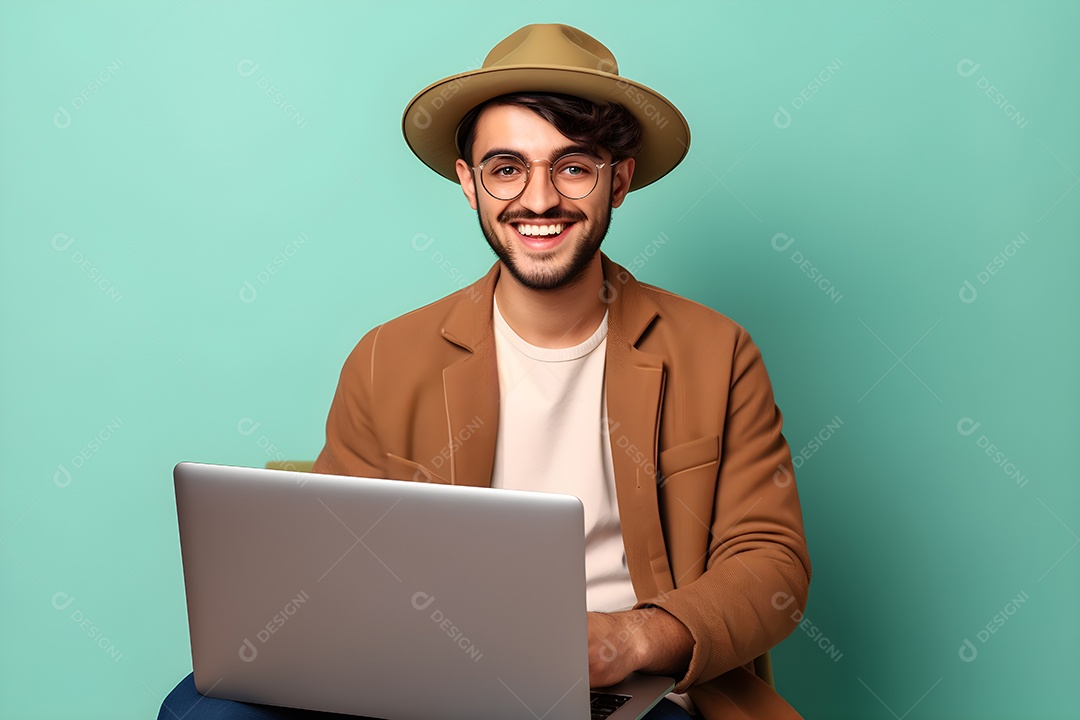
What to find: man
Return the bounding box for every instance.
[160,23,809,720]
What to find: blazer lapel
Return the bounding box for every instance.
[602,255,675,600]
[442,351,499,487]
[439,264,501,488]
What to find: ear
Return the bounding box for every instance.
[455,158,479,210]
[610,157,635,209]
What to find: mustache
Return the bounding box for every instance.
[498,209,587,223]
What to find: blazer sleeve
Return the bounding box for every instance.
[639,328,811,691]
[312,326,386,478]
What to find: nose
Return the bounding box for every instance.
[517,162,561,215]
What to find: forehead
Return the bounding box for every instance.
[471,104,578,158]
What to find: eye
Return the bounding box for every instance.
[484,158,526,182]
[555,155,597,179]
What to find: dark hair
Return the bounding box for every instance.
[457,92,643,166]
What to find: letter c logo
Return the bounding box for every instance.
[595,57,618,75]
[956,59,981,78]
[52,233,74,252]
[54,464,72,488]
[239,280,258,304]
[236,417,260,436]
[773,105,792,130]
[773,465,793,488]
[771,233,795,252]
[236,59,261,78]
[52,591,75,611]
[53,106,72,130]
[412,591,435,611]
[599,280,617,304]
[956,417,981,436]
[413,104,432,130]
[771,591,795,611]
[239,638,258,662]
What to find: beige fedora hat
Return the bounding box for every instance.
[401,23,690,192]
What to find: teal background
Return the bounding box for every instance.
[1,0,1076,718]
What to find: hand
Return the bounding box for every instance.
[587,607,694,689]
[587,611,642,688]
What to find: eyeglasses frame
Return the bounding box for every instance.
[470,152,622,201]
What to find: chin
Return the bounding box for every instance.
[500,242,600,291]
[478,209,609,291]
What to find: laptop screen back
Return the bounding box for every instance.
[175,462,591,720]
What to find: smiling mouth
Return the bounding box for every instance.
[510,222,578,249]
[515,222,569,237]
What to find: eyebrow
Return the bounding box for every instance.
[478,143,601,165]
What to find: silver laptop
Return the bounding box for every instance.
[174,462,675,719]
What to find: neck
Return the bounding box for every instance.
[494,254,606,348]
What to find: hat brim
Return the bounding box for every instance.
[402,65,690,192]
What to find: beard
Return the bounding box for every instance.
[476,197,613,291]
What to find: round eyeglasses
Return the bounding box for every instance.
[472,153,621,201]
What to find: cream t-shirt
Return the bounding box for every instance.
[489,298,693,713]
[490,298,637,613]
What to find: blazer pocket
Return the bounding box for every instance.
[657,436,719,584]
[658,435,720,482]
[384,453,450,485]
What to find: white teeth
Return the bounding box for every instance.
[516,223,564,236]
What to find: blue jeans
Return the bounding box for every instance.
[158,673,694,719]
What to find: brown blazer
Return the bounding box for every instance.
[313,254,811,718]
